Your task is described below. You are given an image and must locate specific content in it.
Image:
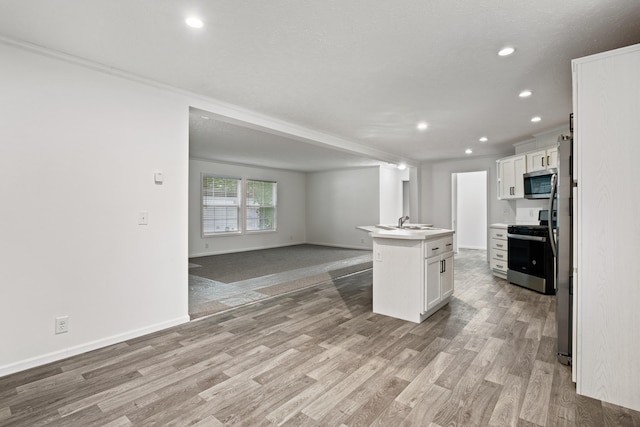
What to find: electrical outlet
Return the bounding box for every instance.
[375,251,383,262]
[205,243,209,249]
[55,316,69,334]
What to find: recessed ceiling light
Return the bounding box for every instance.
[417,122,428,131]
[185,17,203,28]
[397,163,407,170]
[465,149,473,154]
[519,90,532,98]
[531,116,542,122]
[498,47,515,56]
[479,136,488,142]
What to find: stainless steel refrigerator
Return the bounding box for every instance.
[549,132,573,365]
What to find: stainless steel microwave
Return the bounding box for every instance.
[523,168,557,199]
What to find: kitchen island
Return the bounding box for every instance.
[359,225,455,323]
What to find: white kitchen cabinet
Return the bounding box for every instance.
[440,252,454,299]
[371,231,454,323]
[572,43,640,412]
[425,256,442,310]
[424,239,454,312]
[497,154,526,199]
[527,147,558,172]
[547,147,558,169]
[489,225,508,279]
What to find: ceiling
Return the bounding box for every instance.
[2,1,640,171]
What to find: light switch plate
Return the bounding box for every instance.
[154,172,164,184]
[138,211,149,225]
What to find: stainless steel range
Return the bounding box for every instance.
[507,224,555,295]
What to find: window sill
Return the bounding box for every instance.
[246,229,277,235]
[202,231,242,238]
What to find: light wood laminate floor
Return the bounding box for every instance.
[1,249,639,426]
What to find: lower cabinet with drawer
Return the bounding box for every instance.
[372,231,454,323]
[425,249,454,311]
[489,225,508,279]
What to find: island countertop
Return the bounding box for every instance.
[357,225,454,240]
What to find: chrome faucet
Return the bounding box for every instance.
[398,215,410,228]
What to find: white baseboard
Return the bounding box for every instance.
[0,315,190,377]
[305,241,373,251]
[189,240,371,258]
[457,245,487,250]
[189,241,306,258]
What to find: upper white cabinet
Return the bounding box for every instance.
[547,147,558,169]
[497,154,526,199]
[497,145,558,200]
[527,147,558,172]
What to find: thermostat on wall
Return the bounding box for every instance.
[154,172,164,184]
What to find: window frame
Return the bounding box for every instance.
[245,179,278,233]
[201,174,243,237]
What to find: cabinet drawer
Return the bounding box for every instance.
[491,238,507,251]
[492,248,508,262]
[489,228,507,240]
[490,257,508,273]
[425,236,453,257]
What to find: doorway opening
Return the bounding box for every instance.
[451,171,487,252]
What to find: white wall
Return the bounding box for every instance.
[189,159,306,256]
[379,166,409,224]
[420,155,514,228]
[306,167,379,249]
[514,125,568,155]
[0,43,189,375]
[456,171,487,249]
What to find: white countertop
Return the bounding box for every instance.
[357,225,454,241]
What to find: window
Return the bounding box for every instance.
[202,176,241,235]
[246,180,277,232]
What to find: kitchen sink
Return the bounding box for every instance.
[375,224,440,231]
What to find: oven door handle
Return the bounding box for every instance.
[507,233,547,242]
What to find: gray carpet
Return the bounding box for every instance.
[188,244,373,319]
[190,244,372,283]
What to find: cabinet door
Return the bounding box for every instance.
[499,158,515,199]
[498,155,526,199]
[441,252,454,299]
[513,155,526,198]
[527,150,547,172]
[496,160,504,199]
[425,257,442,311]
[546,147,558,169]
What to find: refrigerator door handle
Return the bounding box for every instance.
[548,173,558,257]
